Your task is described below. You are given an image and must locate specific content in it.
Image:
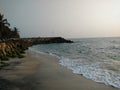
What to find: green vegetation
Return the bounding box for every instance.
[0,13,73,70]
[0,40,30,70]
[0,13,20,39]
[0,13,26,69]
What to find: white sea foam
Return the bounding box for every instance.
[59,57,120,88]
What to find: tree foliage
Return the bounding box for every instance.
[0,13,20,39]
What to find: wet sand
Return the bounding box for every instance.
[0,50,119,90]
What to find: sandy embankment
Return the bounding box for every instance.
[0,50,119,90]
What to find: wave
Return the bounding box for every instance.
[29,46,120,89]
[59,57,120,88]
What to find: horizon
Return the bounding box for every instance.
[0,0,120,38]
[67,36,120,39]
[21,36,120,39]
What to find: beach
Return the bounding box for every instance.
[0,50,119,90]
[1,0,120,89]
[0,51,41,90]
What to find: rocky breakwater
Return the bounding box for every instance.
[24,37,73,45]
[0,37,73,69]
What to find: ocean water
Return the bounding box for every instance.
[30,37,120,88]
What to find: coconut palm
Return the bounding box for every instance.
[0,13,10,26]
[12,27,20,38]
[0,13,20,39]
[0,13,10,39]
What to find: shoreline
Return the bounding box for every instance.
[0,50,119,90]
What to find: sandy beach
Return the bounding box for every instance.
[0,51,41,90]
[0,50,119,90]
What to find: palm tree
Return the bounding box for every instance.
[0,13,10,26]
[12,27,20,38]
[0,13,20,39]
[0,13,10,39]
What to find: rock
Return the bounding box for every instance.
[0,37,73,69]
[23,37,73,45]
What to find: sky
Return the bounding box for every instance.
[0,0,120,38]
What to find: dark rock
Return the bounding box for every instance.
[23,37,73,45]
[0,37,73,69]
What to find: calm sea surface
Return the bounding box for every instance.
[30,37,120,88]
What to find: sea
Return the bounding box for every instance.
[29,37,120,88]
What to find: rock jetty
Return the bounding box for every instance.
[23,37,73,45]
[0,37,73,69]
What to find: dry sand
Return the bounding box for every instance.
[0,50,119,90]
[0,51,40,90]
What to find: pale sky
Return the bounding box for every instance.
[0,0,120,38]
